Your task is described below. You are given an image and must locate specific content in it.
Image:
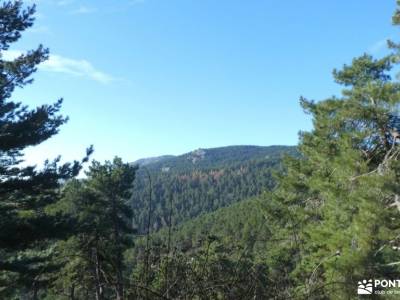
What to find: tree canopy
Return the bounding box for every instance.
[0,1,91,297]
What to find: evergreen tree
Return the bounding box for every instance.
[264,50,400,299]
[51,158,137,300]
[0,1,91,296]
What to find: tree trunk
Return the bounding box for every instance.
[111,195,124,300]
[115,268,124,300]
[32,281,38,300]
[69,284,75,300]
[94,247,103,300]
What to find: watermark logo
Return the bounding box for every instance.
[357,279,400,295]
[357,279,373,295]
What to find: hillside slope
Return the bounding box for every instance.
[127,194,272,280]
[155,195,270,252]
[131,145,296,233]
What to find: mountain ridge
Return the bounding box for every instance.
[132,145,296,172]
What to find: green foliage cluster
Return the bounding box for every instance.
[48,158,137,300]
[129,239,272,299]
[125,196,275,298]
[0,1,91,298]
[262,54,400,298]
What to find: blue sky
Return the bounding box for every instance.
[9,0,399,165]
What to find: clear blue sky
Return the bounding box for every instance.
[11,0,398,165]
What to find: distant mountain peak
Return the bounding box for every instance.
[187,148,206,164]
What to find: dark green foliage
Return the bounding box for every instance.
[132,196,269,255]
[125,195,276,299]
[131,145,296,233]
[0,1,91,297]
[263,52,400,298]
[128,237,272,299]
[49,158,137,299]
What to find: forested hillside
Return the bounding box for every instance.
[158,196,269,253]
[129,195,270,261]
[130,145,296,232]
[126,195,275,299]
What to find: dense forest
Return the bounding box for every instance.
[3,0,400,299]
[130,145,296,232]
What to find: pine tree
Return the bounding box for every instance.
[264,48,400,300]
[52,158,137,299]
[0,1,91,296]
